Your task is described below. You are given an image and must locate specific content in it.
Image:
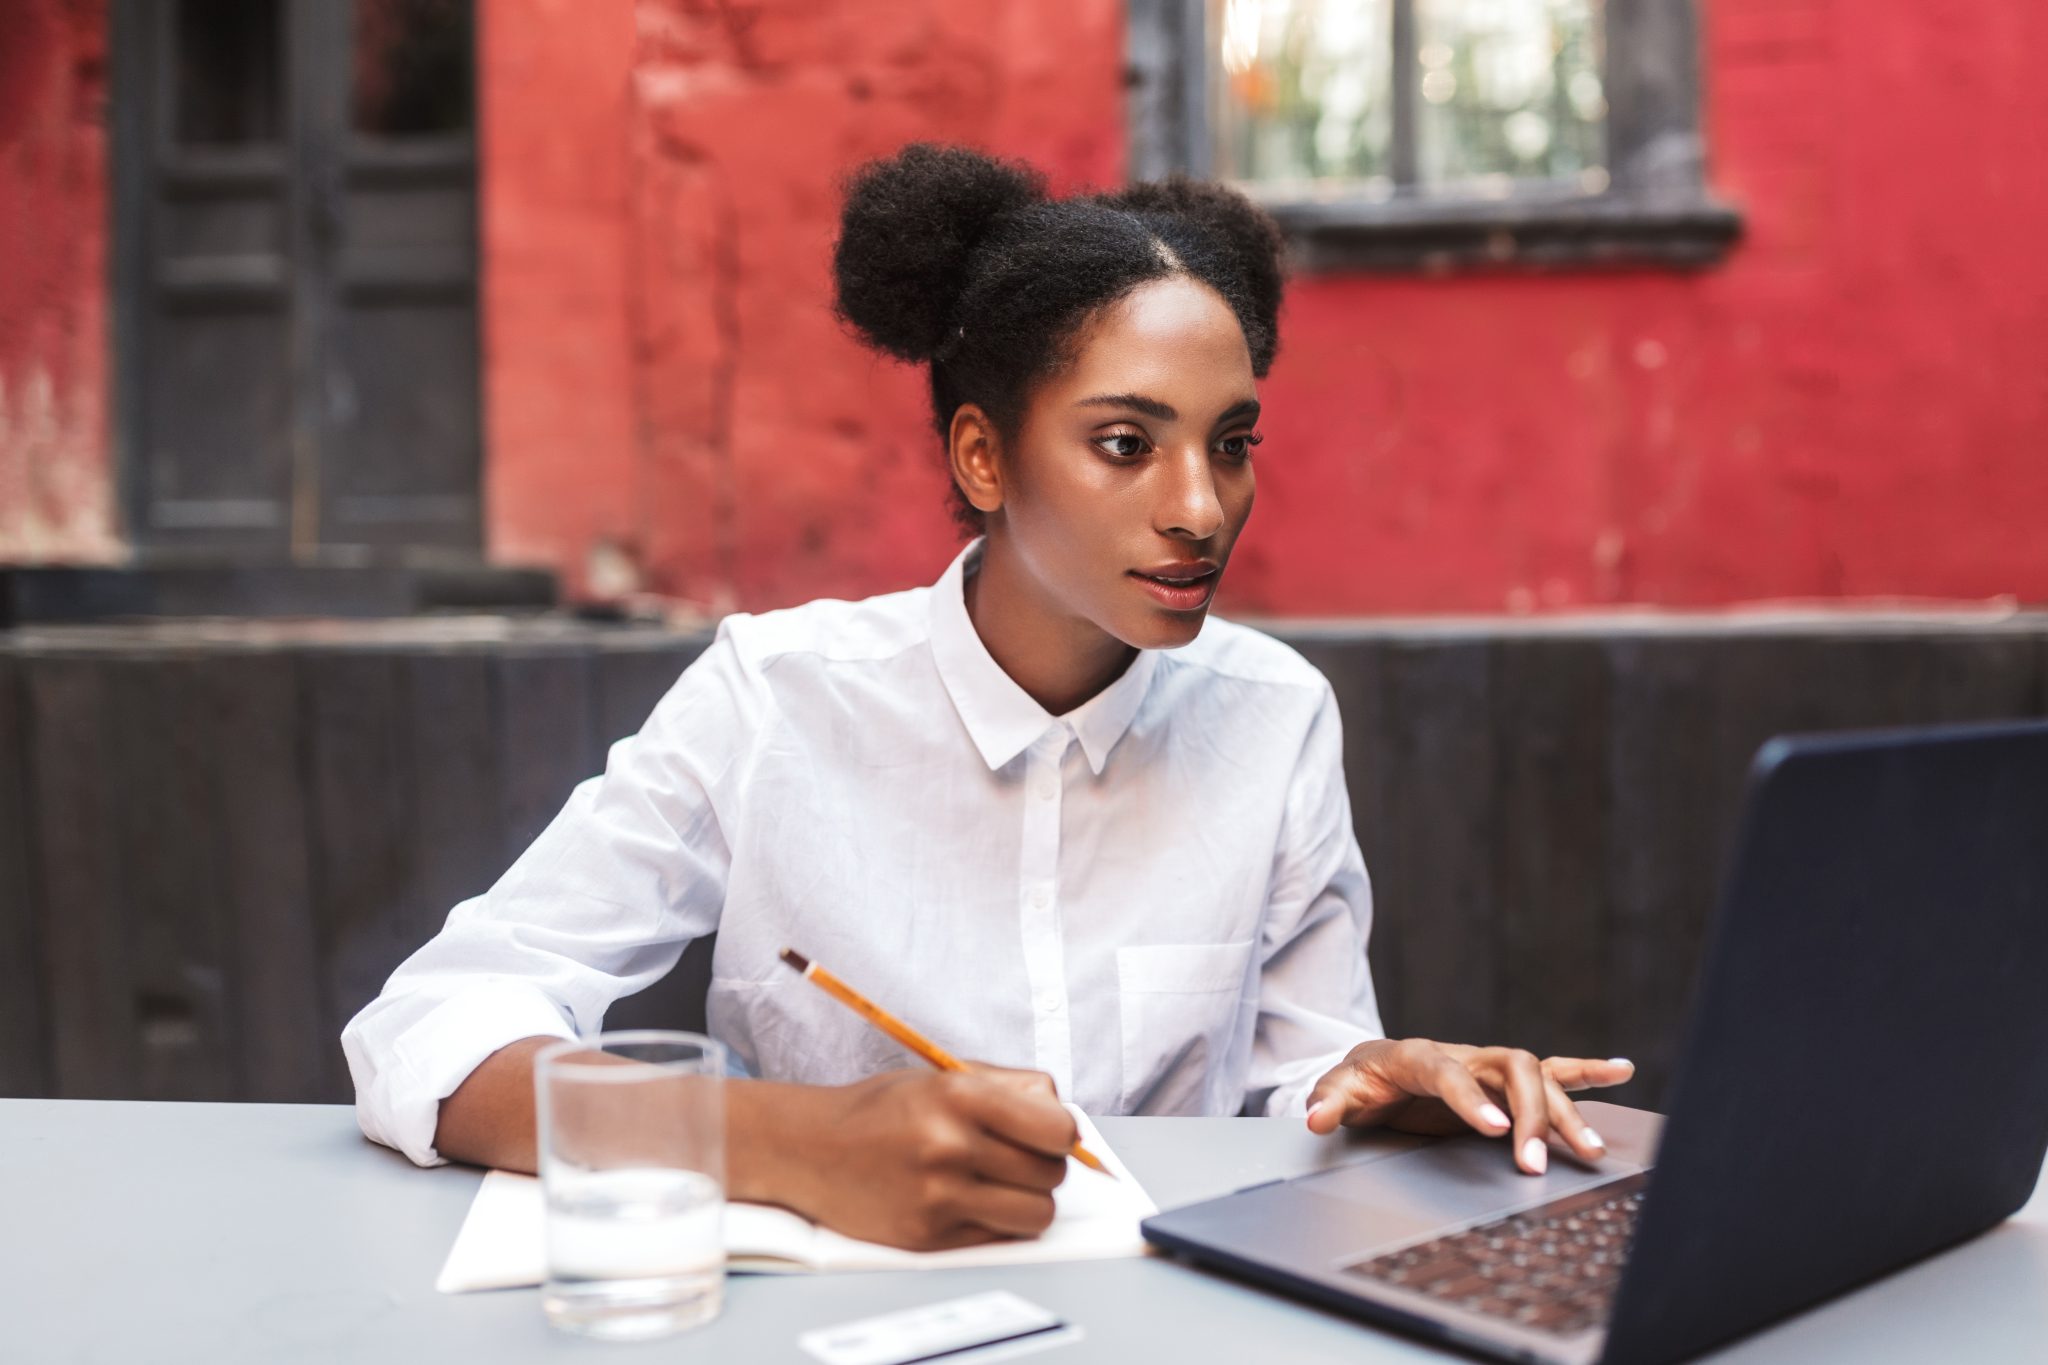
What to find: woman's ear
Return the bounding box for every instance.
[947,404,1005,517]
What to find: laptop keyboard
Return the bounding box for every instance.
[1342,1173,1649,1338]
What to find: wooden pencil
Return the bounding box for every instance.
[779,946,1115,1179]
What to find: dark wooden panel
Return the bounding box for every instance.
[1707,635,1942,923]
[399,652,502,942]
[9,620,2044,1107]
[25,658,136,1098]
[1283,637,1398,1031]
[1380,639,1498,1047]
[495,650,599,862]
[1712,634,1936,775]
[304,653,407,1097]
[591,644,700,751]
[1491,637,1611,1062]
[200,652,331,1101]
[1925,633,2044,722]
[1602,637,1727,1108]
[107,657,236,1101]
[0,654,48,1096]
[1341,642,1401,1036]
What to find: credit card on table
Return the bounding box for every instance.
[797,1290,1080,1365]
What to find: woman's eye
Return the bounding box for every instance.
[1219,432,1264,462]
[1095,433,1148,460]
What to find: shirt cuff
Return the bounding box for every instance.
[365,980,577,1167]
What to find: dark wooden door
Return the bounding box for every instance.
[114,0,481,560]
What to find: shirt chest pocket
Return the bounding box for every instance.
[1116,940,1255,1116]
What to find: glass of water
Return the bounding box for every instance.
[535,1030,727,1341]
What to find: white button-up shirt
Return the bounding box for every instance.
[343,540,1383,1166]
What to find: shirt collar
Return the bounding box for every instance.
[927,539,1159,775]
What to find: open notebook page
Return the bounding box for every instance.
[437,1106,1155,1292]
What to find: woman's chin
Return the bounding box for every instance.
[1119,607,1211,652]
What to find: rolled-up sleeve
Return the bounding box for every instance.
[340,625,761,1166]
[1247,681,1384,1117]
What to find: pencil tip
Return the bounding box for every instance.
[1074,1147,1115,1178]
[779,947,811,974]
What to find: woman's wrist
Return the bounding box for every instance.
[724,1077,837,1213]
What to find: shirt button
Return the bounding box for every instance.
[1035,779,1057,801]
[1030,888,1051,910]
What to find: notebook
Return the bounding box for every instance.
[437,1105,1155,1292]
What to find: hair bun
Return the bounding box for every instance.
[833,143,1048,362]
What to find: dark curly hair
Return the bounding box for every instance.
[832,143,1286,532]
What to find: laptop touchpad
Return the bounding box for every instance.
[1298,1138,1642,1261]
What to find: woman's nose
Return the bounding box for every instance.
[1157,448,1225,540]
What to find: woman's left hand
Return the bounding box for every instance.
[1303,1038,1636,1174]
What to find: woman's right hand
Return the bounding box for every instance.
[730,1067,1077,1251]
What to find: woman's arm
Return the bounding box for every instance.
[344,630,756,1167]
[437,1036,1080,1251]
[431,1035,556,1173]
[1244,681,1387,1112]
[1251,683,1632,1167]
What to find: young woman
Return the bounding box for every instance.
[343,144,1631,1251]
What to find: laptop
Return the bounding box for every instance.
[1142,719,2048,1364]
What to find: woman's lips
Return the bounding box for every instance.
[1129,563,1219,611]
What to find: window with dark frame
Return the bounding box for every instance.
[1127,0,1741,272]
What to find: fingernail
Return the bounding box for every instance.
[1309,1099,1334,1125]
[1523,1139,1548,1174]
[1582,1128,1605,1150]
[1607,1057,1634,1069]
[1478,1103,1510,1130]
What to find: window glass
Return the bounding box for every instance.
[353,0,473,138]
[1210,0,1607,196]
[173,0,283,147]
[1213,0,1396,194]
[1416,0,1606,193]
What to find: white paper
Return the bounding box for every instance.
[436,1106,1155,1293]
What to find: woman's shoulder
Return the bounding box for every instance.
[1161,614,1331,696]
[712,583,934,673]
[641,587,933,750]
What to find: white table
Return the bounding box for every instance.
[6,1099,2045,1363]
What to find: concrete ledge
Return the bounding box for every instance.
[0,563,558,627]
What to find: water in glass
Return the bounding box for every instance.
[543,1166,724,1340]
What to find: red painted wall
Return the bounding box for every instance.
[482,0,1130,610]
[1230,0,2048,613]
[6,1,2044,613]
[482,0,2048,613]
[0,0,116,560]
[479,0,645,602]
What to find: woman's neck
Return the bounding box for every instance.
[964,538,1137,718]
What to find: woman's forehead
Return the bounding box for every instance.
[1055,278,1256,409]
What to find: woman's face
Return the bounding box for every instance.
[993,276,1260,651]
